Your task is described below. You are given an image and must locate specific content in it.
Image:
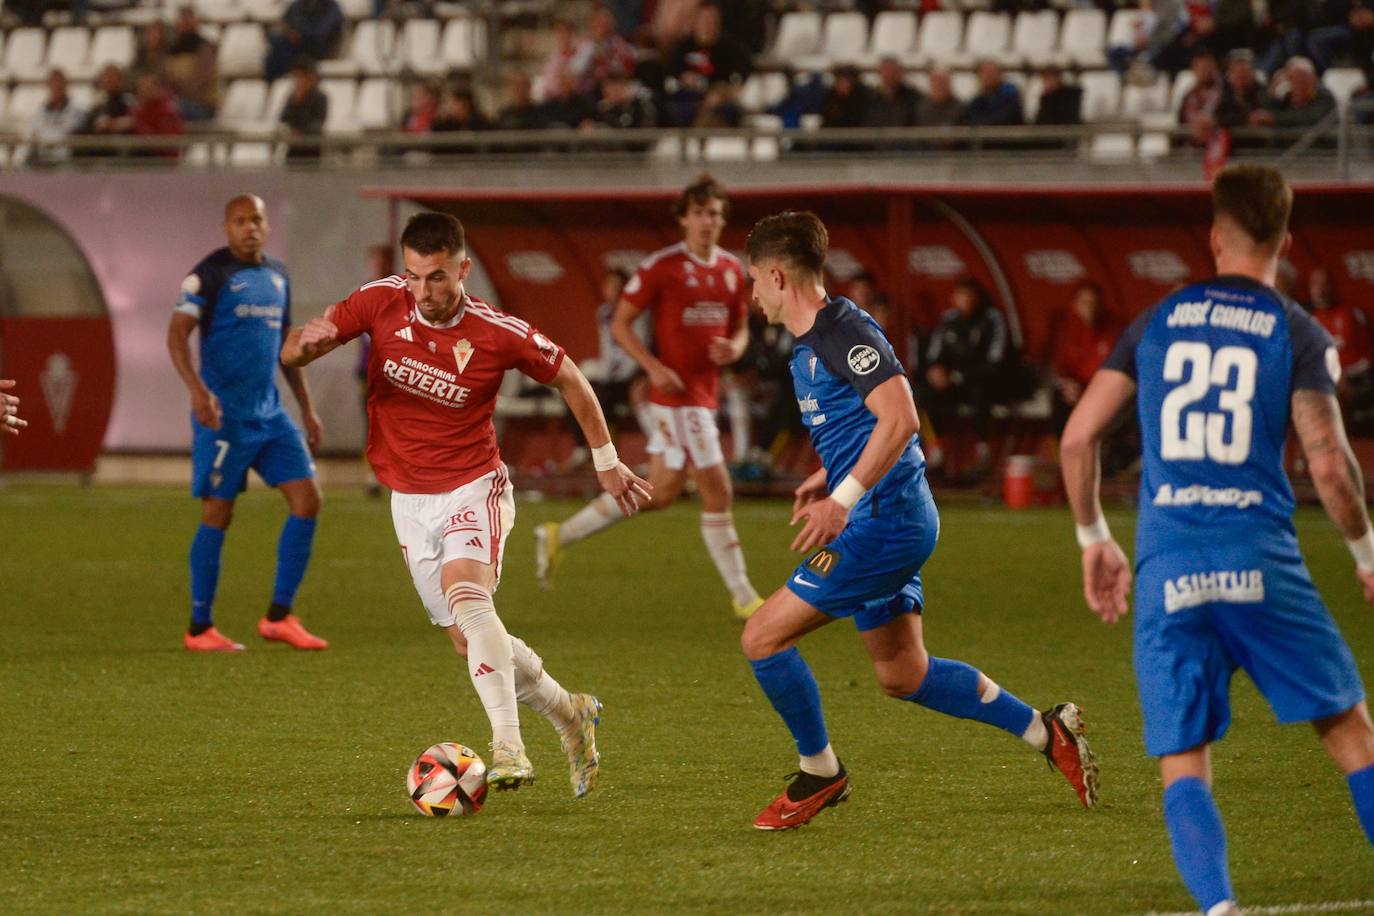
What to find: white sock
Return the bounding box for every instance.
[799,743,840,778]
[446,583,522,748]
[1021,708,1048,751]
[725,384,750,463]
[700,511,759,606]
[510,635,575,736]
[559,492,626,547]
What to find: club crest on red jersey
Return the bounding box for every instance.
[453,339,475,373]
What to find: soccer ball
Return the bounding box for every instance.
[406,742,488,817]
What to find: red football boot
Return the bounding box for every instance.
[184,627,245,652]
[1041,703,1099,809]
[753,767,851,830]
[258,614,329,650]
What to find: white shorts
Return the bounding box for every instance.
[644,403,724,471]
[390,465,515,627]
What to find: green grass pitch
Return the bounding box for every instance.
[1,486,1370,914]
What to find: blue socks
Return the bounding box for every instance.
[1349,763,1374,844]
[189,523,227,628]
[749,647,829,756]
[1163,777,1233,912]
[272,515,317,609]
[903,657,1036,738]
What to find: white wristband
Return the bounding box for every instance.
[590,443,620,473]
[1075,517,1112,549]
[831,474,867,510]
[1347,528,1374,572]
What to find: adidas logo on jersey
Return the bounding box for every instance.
[394,327,414,342]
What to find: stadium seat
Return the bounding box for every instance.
[1169,69,1197,114]
[1060,8,1106,68]
[219,78,268,129]
[218,23,268,79]
[45,27,90,79]
[912,11,964,68]
[1079,71,1121,121]
[1122,73,1170,116]
[265,76,293,121]
[3,29,49,82]
[325,20,396,77]
[338,0,372,19]
[192,0,244,24]
[740,71,788,112]
[354,77,395,130]
[752,135,781,161]
[769,11,822,64]
[955,11,1011,68]
[401,19,443,75]
[950,69,979,101]
[1106,9,1150,55]
[795,12,868,70]
[320,78,358,134]
[240,0,288,22]
[86,26,136,75]
[702,136,751,162]
[1007,10,1059,68]
[440,17,485,69]
[6,83,48,133]
[1089,132,1135,159]
[1323,67,1368,114]
[863,10,917,65]
[1139,130,1172,159]
[1022,74,1043,121]
[229,141,277,166]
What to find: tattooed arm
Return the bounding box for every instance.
[1292,390,1374,601]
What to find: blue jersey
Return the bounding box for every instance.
[175,247,292,423]
[791,297,929,516]
[1103,274,1337,563]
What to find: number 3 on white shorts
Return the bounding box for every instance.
[1160,341,1257,464]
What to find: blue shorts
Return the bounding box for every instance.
[191,411,315,500]
[1134,542,1365,757]
[785,496,939,632]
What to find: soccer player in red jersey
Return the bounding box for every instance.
[281,212,650,796]
[536,174,764,619]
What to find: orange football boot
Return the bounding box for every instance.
[257,614,329,650]
[184,627,245,652]
[754,767,851,830]
[1041,703,1099,809]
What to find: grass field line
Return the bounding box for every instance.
[1142,900,1374,915]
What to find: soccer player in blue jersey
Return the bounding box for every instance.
[167,194,328,652]
[740,211,1098,830]
[1061,165,1374,915]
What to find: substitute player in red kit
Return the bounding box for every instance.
[281,212,650,796]
[537,174,764,619]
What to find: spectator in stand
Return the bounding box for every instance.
[669,3,753,94]
[957,59,1025,126]
[1308,266,1374,416]
[1034,66,1083,125]
[77,64,136,158]
[652,0,703,53]
[574,6,638,95]
[767,69,828,128]
[917,67,964,126]
[597,68,656,129]
[132,20,171,83]
[539,69,598,129]
[1152,0,1256,74]
[721,0,769,53]
[29,68,84,166]
[1308,0,1374,71]
[1049,281,1120,430]
[819,64,872,128]
[495,70,545,130]
[539,20,585,95]
[862,56,921,128]
[401,80,441,133]
[919,277,1010,481]
[130,72,185,159]
[1213,47,1269,144]
[1178,49,1224,145]
[279,57,327,161]
[691,81,744,127]
[605,0,644,37]
[166,5,219,121]
[1256,0,1321,75]
[265,0,344,82]
[1107,0,1161,74]
[433,86,490,133]
[1265,55,1338,130]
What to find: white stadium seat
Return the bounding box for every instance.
[6,83,48,133]
[957,11,1011,67]
[1106,9,1150,52]
[219,78,268,129]
[1090,132,1135,160]
[702,136,750,162]
[218,23,267,79]
[265,77,294,121]
[338,0,372,20]
[1008,10,1059,68]
[240,0,288,22]
[740,72,788,112]
[769,11,822,64]
[45,27,90,79]
[229,141,277,166]
[912,11,964,68]
[1079,71,1121,121]
[1322,67,1367,114]
[440,17,485,69]
[320,78,358,134]
[193,0,244,24]
[1170,69,1197,114]
[864,10,917,64]
[951,69,979,102]
[355,77,396,130]
[805,12,868,68]
[348,20,397,77]
[4,28,49,82]
[87,26,136,74]
[1060,8,1106,68]
[1122,73,1171,116]
[401,19,443,75]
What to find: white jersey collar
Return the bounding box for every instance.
[414,294,468,330]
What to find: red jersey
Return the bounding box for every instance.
[329,277,565,494]
[1314,302,1374,373]
[621,242,748,409]
[1052,311,1120,387]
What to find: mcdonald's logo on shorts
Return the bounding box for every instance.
[806,548,841,579]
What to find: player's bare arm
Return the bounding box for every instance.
[610,298,683,394]
[549,356,652,515]
[167,311,222,430]
[707,321,749,366]
[279,363,324,452]
[1060,369,1136,623]
[0,379,27,435]
[1292,389,1374,601]
[280,307,343,367]
[791,375,918,554]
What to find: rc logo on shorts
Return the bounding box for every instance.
[847,345,880,375]
[806,548,841,579]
